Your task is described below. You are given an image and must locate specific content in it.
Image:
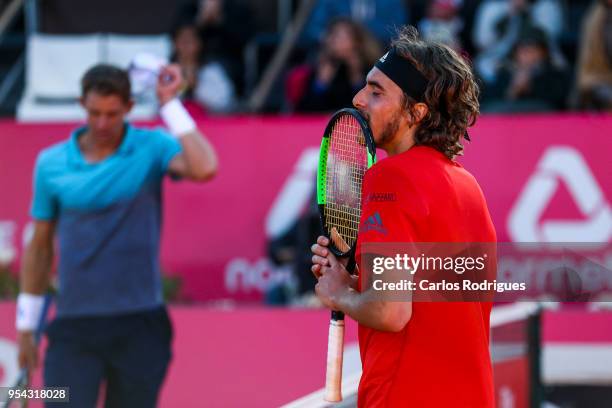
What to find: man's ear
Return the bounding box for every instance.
[125,99,135,114]
[413,102,429,123]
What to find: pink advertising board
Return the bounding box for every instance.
[0,115,610,302]
[1,302,611,407]
[0,302,360,407]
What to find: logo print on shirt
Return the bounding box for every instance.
[364,192,397,204]
[360,211,388,235]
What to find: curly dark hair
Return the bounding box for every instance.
[391,26,480,159]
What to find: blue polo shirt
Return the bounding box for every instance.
[31,124,182,318]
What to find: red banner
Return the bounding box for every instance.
[0,115,610,302]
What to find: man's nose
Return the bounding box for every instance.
[95,117,110,129]
[352,88,365,110]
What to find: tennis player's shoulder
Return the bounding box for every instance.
[36,139,71,168]
[367,146,445,186]
[366,154,414,186]
[373,147,433,173]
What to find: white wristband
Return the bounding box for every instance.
[159,98,197,138]
[16,293,45,331]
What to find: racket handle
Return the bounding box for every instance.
[324,310,345,402]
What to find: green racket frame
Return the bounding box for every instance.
[316,108,376,258]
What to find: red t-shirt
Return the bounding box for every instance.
[355,146,497,407]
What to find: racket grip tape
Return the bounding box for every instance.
[324,311,345,402]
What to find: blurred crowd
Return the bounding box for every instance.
[170,0,612,114]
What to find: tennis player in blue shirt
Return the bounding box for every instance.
[16,63,217,407]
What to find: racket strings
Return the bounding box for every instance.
[324,114,368,250]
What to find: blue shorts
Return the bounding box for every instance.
[43,306,173,408]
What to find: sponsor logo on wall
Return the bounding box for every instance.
[508,146,611,244]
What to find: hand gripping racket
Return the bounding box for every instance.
[316,108,376,402]
[3,294,53,408]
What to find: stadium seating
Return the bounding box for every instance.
[17,33,171,122]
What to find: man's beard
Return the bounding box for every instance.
[378,109,403,147]
[358,107,404,147]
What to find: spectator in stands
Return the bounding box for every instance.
[293,18,381,112]
[418,0,465,52]
[481,27,569,112]
[575,0,612,111]
[456,0,481,56]
[303,0,408,46]
[408,0,481,56]
[176,0,254,95]
[171,22,236,113]
[557,0,593,65]
[472,0,565,82]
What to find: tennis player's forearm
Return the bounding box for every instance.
[180,130,218,181]
[20,244,53,294]
[159,97,218,181]
[337,290,411,332]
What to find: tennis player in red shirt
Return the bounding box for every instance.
[311,26,496,407]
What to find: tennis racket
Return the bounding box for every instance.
[316,108,376,402]
[3,294,53,408]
